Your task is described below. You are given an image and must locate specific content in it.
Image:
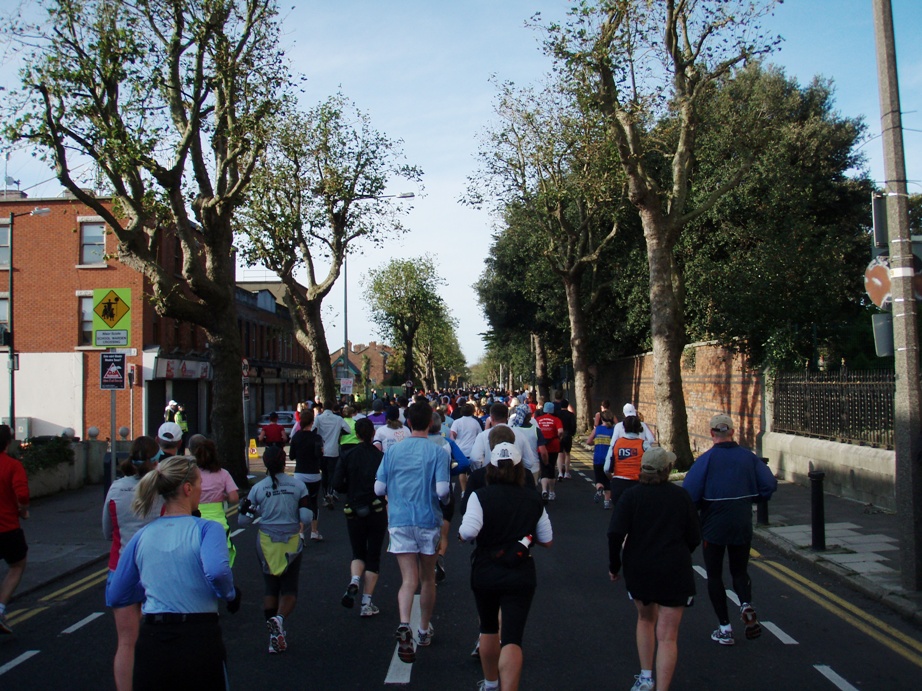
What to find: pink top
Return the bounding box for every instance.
[200,468,238,504]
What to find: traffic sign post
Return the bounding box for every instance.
[100,352,126,491]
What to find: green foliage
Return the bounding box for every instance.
[20,437,75,476]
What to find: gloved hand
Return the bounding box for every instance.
[238,498,256,518]
[227,586,242,614]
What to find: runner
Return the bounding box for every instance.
[374,402,450,664]
[289,408,326,542]
[332,418,387,617]
[193,438,239,567]
[312,402,350,510]
[373,406,412,452]
[555,399,577,481]
[605,416,652,510]
[238,446,312,654]
[0,424,29,636]
[534,403,563,503]
[586,411,615,508]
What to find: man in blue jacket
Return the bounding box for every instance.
[683,414,777,647]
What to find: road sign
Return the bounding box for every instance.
[248,439,259,460]
[93,288,131,347]
[100,353,126,390]
[340,378,354,395]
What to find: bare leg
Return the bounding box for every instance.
[653,605,684,691]
[499,643,524,691]
[479,633,500,682]
[351,558,365,580]
[634,600,657,671]
[113,604,140,691]
[0,558,26,605]
[418,552,438,630]
[363,570,379,597]
[395,553,420,623]
[278,594,297,619]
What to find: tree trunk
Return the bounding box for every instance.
[563,278,593,433]
[294,298,337,407]
[533,332,551,402]
[642,212,694,469]
[208,304,247,487]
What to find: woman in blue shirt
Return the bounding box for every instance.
[106,455,241,691]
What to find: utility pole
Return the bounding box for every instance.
[873,0,922,590]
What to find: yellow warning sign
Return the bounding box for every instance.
[94,290,130,328]
[248,439,259,459]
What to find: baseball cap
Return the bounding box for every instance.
[158,422,183,443]
[372,398,385,412]
[623,403,638,417]
[168,400,178,407]
[710,414,734,433]
[641,446,676,473]
[543,402,555,414]
[490,441,522,466]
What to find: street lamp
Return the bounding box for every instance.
[6,206,51,437]
[343,193,414,400]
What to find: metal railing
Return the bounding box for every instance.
[772,369,894,449]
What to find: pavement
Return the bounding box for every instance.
[8,455,922,629]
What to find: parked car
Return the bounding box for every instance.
[256,410,297,441]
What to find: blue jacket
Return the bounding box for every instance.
[683,442,777,503]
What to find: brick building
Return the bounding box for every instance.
[0,192,312,441]
[331,340,395,396]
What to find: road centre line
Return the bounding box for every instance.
[754,560,922,669]
[762,621,799,645]
[0,651,40,677]
[40,567,108,602]
[384,593,421,685]
[813,665,859,691]
[61,611,105,634]
[758,559,922,656]
[53,572,108,600]
[693,565,707,579]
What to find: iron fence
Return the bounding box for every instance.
[772,370,894,449]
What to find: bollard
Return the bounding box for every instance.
[756,458,770,525]
[808,470,826,551]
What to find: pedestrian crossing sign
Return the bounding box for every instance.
[93,288,132,347]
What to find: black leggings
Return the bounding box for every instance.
[345,510,387,573]
[473,586,535,647]
[263,551,303,598]
[134,618,226,690]
[702,540,752,625]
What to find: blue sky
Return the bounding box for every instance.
[2,1,920,365]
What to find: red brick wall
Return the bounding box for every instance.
[592,343,763,455]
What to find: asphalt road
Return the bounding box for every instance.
[2,455,921,689]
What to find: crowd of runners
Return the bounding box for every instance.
[0,388,778,690]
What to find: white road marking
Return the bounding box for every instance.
[384,593,421,685]
[61,612,104,634]
[693,565,708,579]
[762,621,798,645]
[725,589,740,606]
[230,528,245,537]
[0,651,40,676]
[814,665,860,691]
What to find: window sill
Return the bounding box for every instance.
[75,263,109,269]
[75,346,106,351]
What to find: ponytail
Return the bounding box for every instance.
[131,455,197,517]
[263,446,286,490]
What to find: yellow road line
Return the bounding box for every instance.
[58,572,108,599]
[6,606,49,627]
[753,559,922,669]
[761,558,922,656]
[40,567,109,602]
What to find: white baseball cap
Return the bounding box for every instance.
[490,441,522,466]
[623,403,638,417]
[158,422,183,443]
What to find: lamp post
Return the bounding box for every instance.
[6,206,51,438]
[343,192,414,400]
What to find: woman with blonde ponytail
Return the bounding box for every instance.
[107,456,242,690]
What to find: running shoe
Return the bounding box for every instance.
[556,473,564,481]
[593,488,603,503]
[710,628,735,646]
[360,602,380,617]
[740,604,762,639]
[603,499,612,509]
[341,582,359,608]
[267,615,287,653]
[324,494,335,510]
[310,532,324,542]
[477,681,499,691]
[548,491,557,501]
[630,674,655,691]
[541,491,549,504]
[417,623,434,647]
[435,556,446,583]
[396,624,416,663]
[564,472,572,479]
[0,614,12,635]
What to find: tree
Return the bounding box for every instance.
[416,308,466,391]
[3,0,288,482]
[467,77,626,431]
[235,94,421,406]
[544,0,780,464]
[364,256,445,385]
[682,65,872,370]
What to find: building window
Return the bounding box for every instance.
[79,296,93,346]
[0,225,9,266]
[0,297,8,326]
[80,222,106,264]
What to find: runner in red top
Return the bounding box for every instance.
[0,424,29,634]
[535,403,563,503]
[259,412,289,449]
